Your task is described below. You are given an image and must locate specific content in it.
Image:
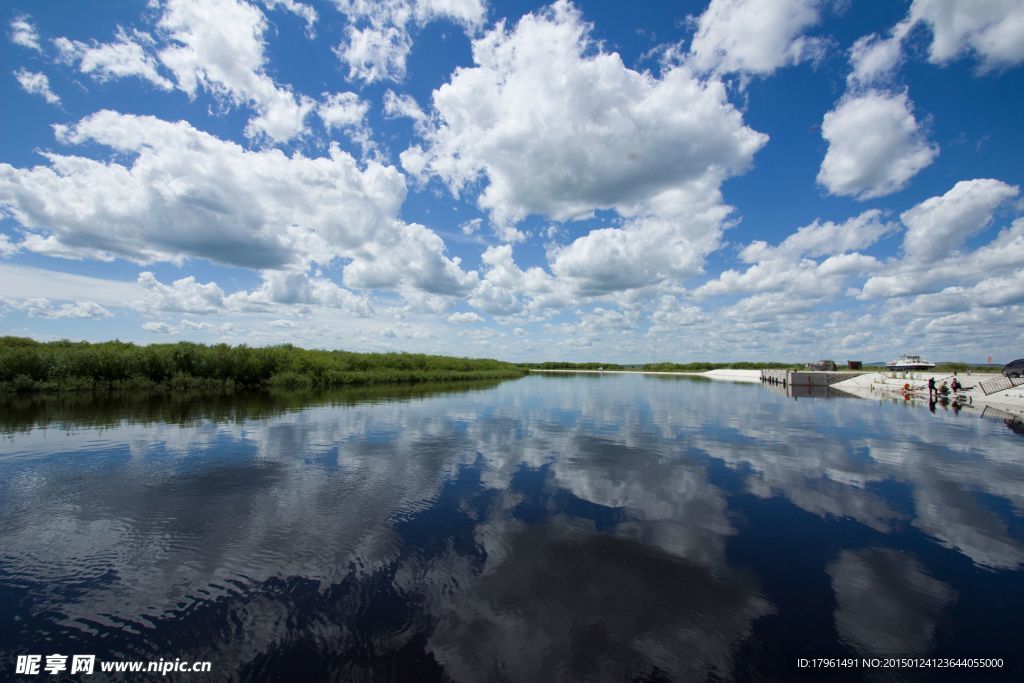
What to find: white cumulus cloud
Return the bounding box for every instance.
[318,91,368,131]
[333,0,486,83]
[859,181,1023,301]
[10,15,41,51]
[54,28,174,90]
[227,270,373,315]
[847,33,904,89]
[447,311,484,323]
[157,0,314,142]
[907,0,1024,72]
[693,211,891,322]
[900,178,1019,263]
[13,69,60,104]
[818,91,938,200]
[688,0,825,77]
[16,298,114,320]
[136,271,226,314]
[262,0,318,37]
[0,234,19,258]
[410,0,767,228]
[0,110,475,301]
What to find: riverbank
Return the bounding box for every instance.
[530,367,1024,417]
[0,337,525,393]
[528,368,763,382]
[831,371,1024,415]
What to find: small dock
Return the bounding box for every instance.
[760,370,868,388]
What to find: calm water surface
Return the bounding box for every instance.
[1,374,1022,681]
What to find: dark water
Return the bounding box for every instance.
[1,374,1022,682]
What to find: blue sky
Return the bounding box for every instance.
[1,0,1023,363]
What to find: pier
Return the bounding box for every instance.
[760,369,868,388]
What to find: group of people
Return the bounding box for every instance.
[926,374,967,414]
[927,374,963,397]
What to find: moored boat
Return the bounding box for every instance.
[886,354,936,371]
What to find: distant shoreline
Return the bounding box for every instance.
[528,368,763,382]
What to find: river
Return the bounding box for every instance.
[1,374,1021,681]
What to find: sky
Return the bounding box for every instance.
[1,0,1023,363]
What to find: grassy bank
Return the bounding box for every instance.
[0,337,525,393]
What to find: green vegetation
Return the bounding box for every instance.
[0,337,525,393]
[931,362,996,374]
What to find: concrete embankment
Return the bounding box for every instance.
[528,368,762,382]
[528,368,1024,417]
[830,371,1024,417]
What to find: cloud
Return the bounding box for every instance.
[0,264,146,306]
[10,15,41,51]
[447,311,483,323]
[7,298,114,320]
[383,89,427,128]
[333,0,486,83]
[818,91,938,200]
[894,268,1024,319]
[410,1,767,227]
[459,217,482,235]
[18,233,115,262]
[142,321,175,334]
[13,69,60,104]
[858,181,1021,301]
[687,0,825,77]
[694,211,891,303]
[0,234,19,258]
[261,0,318,37]
[337,24,411,85]
[847,33,904,89]
[54,28,174,90]
[741,209,896,261]
[907,0,1024,72]
[157,0,314,142]
[136,271,226,314]
[317,91,375,152]
[143,319,235,336]
[468,244,570,316]
[845,0,1024,92]
[0,111,475,302]
[845,181,1024,354]
[900,178,1019,263]
[341,221,479,296]
[317,91,368,132]
[862,216,1024,301]
[549,208,730,295]
[226,270,373,315]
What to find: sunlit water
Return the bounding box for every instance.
[1,374,1022,681]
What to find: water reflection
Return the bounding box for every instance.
[828,548,955,656]
[1,374,1022,681]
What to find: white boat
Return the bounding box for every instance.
[886,354,936,371]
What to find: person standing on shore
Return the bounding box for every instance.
[928,377,936,397]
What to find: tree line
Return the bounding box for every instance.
[0,337,525,393]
